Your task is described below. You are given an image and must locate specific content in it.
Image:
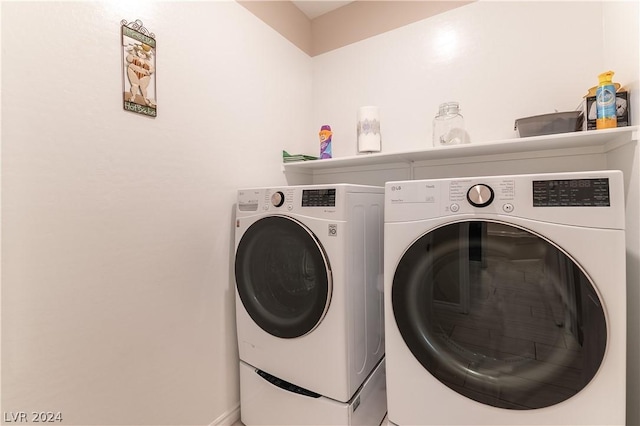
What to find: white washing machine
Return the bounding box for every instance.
[235,184,387,425]
[383,171,626,425]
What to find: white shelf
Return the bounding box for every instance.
[283,126,639,174]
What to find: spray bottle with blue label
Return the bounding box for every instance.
[596,71,617,130]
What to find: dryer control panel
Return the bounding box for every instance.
[385,171,624,230]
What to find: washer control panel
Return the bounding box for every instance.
[301,188,336,207]
[262,188,295,211]
[237,186,346,216]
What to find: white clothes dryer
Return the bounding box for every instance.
[235,184,386,425]
[384,171,626,425]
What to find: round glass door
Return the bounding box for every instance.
[235,216,332,339]
[392,220,607,410]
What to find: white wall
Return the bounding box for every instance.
[311,1,639,157]
[1,1,311,425]
[3,1,639,425]
[603,0,640,127]
[604,3,640,425]
[310,2,640,425]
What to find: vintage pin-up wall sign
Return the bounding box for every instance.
[121,19,157,117]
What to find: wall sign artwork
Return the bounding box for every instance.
[121,19,157,117]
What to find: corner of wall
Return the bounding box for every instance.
[237,1,312,56]
[602,0,640,128]
[310,1,474,56]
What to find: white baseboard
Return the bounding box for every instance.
[210,402,241,426]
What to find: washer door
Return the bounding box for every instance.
[235,216,332,339]
[392,220,607,410]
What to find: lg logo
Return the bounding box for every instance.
[390,185,402,191]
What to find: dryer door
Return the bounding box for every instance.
[235,216,332,339]
[392,220,607,410]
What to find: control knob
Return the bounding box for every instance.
[271,191,285,207]
[467,184,494,207]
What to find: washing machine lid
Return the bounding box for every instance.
[392,220,607,410]
[235,215,332,339]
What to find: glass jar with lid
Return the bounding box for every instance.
[432,102,470,146]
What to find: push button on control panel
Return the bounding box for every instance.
[503,203,514,213]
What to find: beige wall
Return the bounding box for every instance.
[311,1,473,56]
[239,0,473,56]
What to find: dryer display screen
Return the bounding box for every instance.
[302,189,336,207]
[533,178,610,207]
